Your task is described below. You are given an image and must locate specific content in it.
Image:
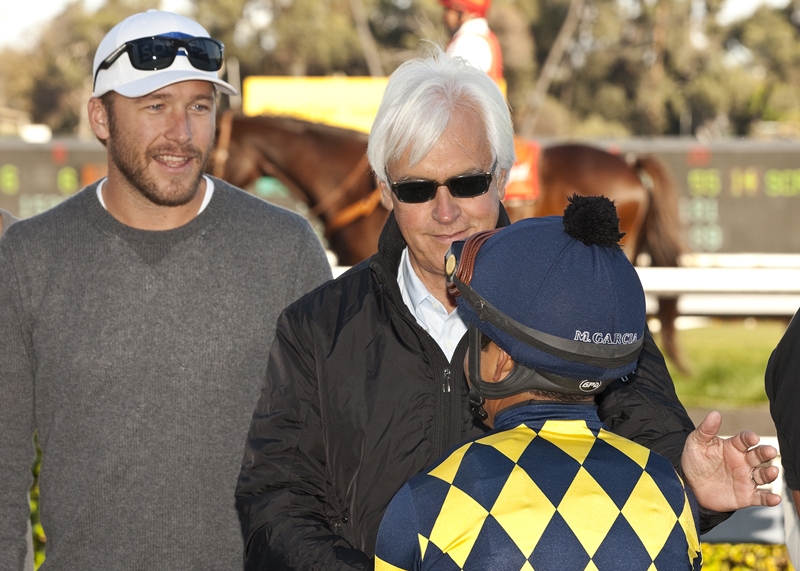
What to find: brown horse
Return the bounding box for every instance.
[210,112,387,266]
[506,144,687,372]
[210,114,688,371]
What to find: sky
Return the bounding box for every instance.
[0,0,793,51]
[0,0,188,50]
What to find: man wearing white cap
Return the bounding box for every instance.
[0,10,331,570]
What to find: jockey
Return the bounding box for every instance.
[440,0,503,83]
[440,0,538,205]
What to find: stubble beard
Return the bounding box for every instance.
[107,115,212,208]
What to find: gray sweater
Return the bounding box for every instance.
[0,178,332,570]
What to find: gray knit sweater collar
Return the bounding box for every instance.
[83,178,225,265]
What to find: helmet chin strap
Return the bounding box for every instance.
[467,325,615,421]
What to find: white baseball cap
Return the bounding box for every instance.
[92,10,238,98]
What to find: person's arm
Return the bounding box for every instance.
[596,328,694,465]
[0,237,37,571]
[595,327,732,532]
[765,309,800,515]
[235,308,372,571]
[374,484,420,571]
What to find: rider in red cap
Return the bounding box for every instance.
[440,0,539,206]
[440,0,503,82]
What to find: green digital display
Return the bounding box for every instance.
[4,138,800,254]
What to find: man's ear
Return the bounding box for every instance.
[378,180,395,212]
[88,97,110,141]
[493,346,515,382]
[496,168,507,201]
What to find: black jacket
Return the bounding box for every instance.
[765,308,800,490]
[235,210,724,571]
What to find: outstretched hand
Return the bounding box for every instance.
[681,411,781,511]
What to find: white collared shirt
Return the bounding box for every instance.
[397,247,468,362]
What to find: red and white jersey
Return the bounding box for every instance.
[446,18,503,82]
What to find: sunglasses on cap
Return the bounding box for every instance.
[386,161,497,203]
[93,35,224,90]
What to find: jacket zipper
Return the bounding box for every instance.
[373,262,460,462]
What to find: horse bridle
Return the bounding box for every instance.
[306,155,383,237]
[209,112,383,237]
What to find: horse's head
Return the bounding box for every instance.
[210,113,386,265]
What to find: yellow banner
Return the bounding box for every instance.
[243,76,389,134]
[243,75,507,133]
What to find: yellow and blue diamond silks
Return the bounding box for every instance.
[375,403,701,571]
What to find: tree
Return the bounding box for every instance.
[488,0,537,124]
[4,0,800,139]
[191,0,447,79]
[0,0,157,136]
[721,5,800,134]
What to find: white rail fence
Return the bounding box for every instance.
[638,254,800,318]
[332,254,800,318]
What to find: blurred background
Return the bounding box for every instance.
[4,0,800,140]
[5,0,800,568]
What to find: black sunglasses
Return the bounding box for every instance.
[387,161,496,203]
[94,35,224,89]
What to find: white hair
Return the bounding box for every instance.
[367,47,515,185]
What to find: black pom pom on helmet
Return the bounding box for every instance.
[562,194,625,248]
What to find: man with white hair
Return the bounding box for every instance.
[0,10,330,570]
[236,49,779,570]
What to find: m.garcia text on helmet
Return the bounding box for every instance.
[574,331,639,345]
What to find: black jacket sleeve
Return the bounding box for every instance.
[235,310,373,571]
[595,327,733,533]
[765,310,800,491]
